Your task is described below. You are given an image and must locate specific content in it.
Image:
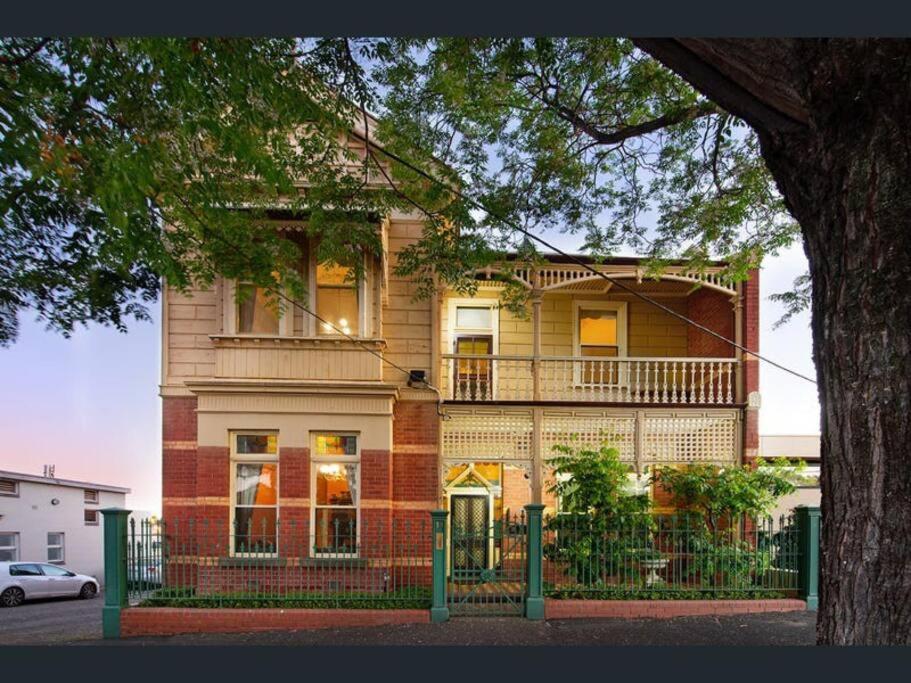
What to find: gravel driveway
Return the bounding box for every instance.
[0,593,102,645]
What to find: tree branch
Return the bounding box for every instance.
[632,38,809,134]
[0,38,51,68]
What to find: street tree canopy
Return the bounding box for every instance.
[4,37,911,644]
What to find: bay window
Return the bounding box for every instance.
[311,433,359,556]
[231,432,279,556]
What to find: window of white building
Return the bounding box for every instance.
[0,533,19,562]
[47,532,65,564]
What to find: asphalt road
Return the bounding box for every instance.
[0,593,103,645]
[90,611,817,647]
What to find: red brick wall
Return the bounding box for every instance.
[162,396,198,522]
[743,268,760,461]
[687,288,735,359]
[501,466,532,518]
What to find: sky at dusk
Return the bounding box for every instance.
[0,240,819,514]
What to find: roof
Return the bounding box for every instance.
[0,470,131,495]
[758,434,821,461]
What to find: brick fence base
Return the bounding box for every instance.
[120,608,430,638]
[545,599,806,619]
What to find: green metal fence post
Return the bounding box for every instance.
[524,504,545,620]
[796,506,821,611]
[430,510,450,623]
[101,507,132,638]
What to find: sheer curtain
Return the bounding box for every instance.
[235,464,263,505]
[344,464,358,506]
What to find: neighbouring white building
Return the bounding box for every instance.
[0,470,130,586]
[759,435,821,520]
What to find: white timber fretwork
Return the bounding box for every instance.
[441,407,740,474]
[471,263,738,297]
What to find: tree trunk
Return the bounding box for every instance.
[759,42,911,645]
[638,39,911,644]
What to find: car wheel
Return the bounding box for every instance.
[79,583,97,600]
[1,587,25,607]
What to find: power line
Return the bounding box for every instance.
[272,289,450,417]
[354,132,817,386]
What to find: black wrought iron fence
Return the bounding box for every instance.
[543,511,800,598]
[126,516,432,608]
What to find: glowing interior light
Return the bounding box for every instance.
[342,327,351,335]
[338,318,348,327]
[318,464,342,476]
[322,322,332,331]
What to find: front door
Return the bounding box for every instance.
[450,494,489,575]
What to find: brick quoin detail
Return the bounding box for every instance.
[120,608,429,638]
[162,397,198,499]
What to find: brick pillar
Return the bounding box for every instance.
[742,268,761,463]
[161,396,198,526]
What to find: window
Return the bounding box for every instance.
[236,283,281,335]
[84,489,98,504]
[0,533,18,562]
[41,564,74,577]
[449,299,499,400]
[230,432,279,556]
[316,263,359,336]
[9,563,41,577]
[0,478,18,496]
[573,301,628,384]
[311,433,359,556]
[84,509,99,526]
[47,533,65,564]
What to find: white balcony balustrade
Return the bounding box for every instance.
[440,355,738,404]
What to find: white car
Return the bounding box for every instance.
[0,561,99,607]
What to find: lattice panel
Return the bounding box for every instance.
[442,410,534,461]
[643,414,738,464]
[541,413,638,462]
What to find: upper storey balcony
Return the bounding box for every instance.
[436,260,747,406]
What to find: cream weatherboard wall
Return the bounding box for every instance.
[440,285,692,358]
[160,214,435,395]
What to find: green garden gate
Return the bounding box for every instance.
[447,502,528,616]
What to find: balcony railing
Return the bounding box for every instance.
[440,355,738,405]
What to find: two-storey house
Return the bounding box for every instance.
[160,219,760,569]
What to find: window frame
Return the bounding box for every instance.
[0,532,19,562]
[47,532,65,564]
[83,489,99,504]
[0,478,18,497]
[224,279,294,337]
[572,301,629,386]
[448,298,500,400]
[84,509,99,526]
[229,430,280,557]
[311,255,367,338]
[310,432,361,558]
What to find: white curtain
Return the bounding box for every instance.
[235,464,263,505]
